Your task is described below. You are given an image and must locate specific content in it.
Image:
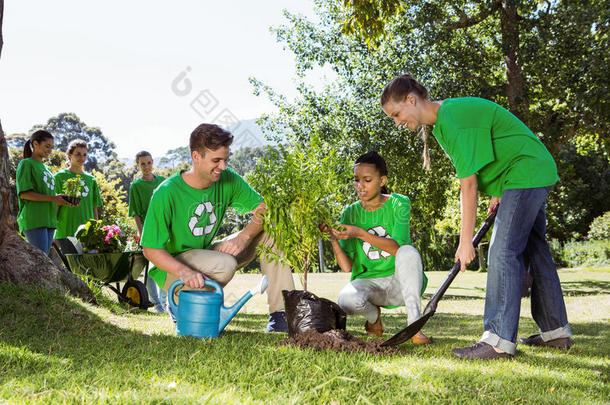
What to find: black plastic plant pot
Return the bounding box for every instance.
[63,195,81,206]
[282,290,347,337]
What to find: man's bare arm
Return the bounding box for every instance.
[143,247,208,288]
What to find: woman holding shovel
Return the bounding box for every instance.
[321,151,430,344]
[381,74,572,359]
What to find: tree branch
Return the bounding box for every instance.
[446,1,501,30]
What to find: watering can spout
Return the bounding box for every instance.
[218,275,269,333]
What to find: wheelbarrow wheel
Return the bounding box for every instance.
[121,280,150,309]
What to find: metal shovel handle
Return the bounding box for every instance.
[424,206,498,314]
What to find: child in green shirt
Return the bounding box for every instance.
[381,74,571,359]
[321,151,430,344]
[16,130,73,254]
[54,139,103,239]
[128,151,167,313]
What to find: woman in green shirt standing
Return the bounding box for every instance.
[54,139,103,239]
[381,74,571,359]
[322,151,430,344]
[16,130,73,254]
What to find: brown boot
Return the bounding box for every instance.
[364,307,384,337]
[411,330,431,345]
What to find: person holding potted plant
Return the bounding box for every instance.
[380,74,571,359]
[54,139,103,240]
[128,151,167,313]
[321,151,430,344]
[141,123,295,332]
[16,130,74,254]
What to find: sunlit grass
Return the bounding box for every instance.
[0,268,608,404]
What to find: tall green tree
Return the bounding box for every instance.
[31,112,117,171]
[228,146,268,176]
[338,0,609,153]
[158,146,190,169]
[253,0,607,259]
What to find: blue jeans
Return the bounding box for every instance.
[24,227,55,255]
[146,276,167,309]
[480,187,571,354]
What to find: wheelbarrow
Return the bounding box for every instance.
[52,238,153,309]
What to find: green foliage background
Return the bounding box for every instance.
[246,0,609,270]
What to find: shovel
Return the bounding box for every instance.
[381,206,498,347]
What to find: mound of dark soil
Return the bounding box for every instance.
[279,329,399,355]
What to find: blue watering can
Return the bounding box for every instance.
[168,275,268,339]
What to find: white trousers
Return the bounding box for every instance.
[337,245,423,324]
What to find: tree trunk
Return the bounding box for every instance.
[0,2,95,302]
[303,253,310,291]
[500,0,529,125]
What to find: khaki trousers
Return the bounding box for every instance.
[163,231,295,313]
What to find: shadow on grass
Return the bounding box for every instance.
[0,282,608,403]
[561,280,610,296]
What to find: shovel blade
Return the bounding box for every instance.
[380,311,435,347]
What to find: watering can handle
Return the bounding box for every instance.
[168,279,223,314]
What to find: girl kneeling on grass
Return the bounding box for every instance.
[16,130,73,254]
[381,74,571,359]
[321,151,430,344]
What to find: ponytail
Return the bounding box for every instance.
[24,130,54,159]
[23,139,33,158]
[419,126,431,170]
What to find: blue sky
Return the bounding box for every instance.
[0,0,331,158]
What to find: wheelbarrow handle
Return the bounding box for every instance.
[424,205,498,315]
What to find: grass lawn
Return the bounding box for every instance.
[1,268,608,404]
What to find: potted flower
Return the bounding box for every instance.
[75,219,127,253]
[62,175,83,205]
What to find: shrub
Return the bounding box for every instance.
[548,239,566,268]
[561,240,610,268]
[249,135,351,290]
[588,211,610,241]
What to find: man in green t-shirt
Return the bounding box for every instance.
[141,123,295,332]
[128,151,167,313]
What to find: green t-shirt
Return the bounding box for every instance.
[141,168,263,287]
[54,170,103,238]
[128,175,166,221]
[339,193,412,280]
[432,97,559,197]
[16,158,57,232]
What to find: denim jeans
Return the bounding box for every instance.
[146,275,167,309]
[23,227,55,255]
[481,187,571,354]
